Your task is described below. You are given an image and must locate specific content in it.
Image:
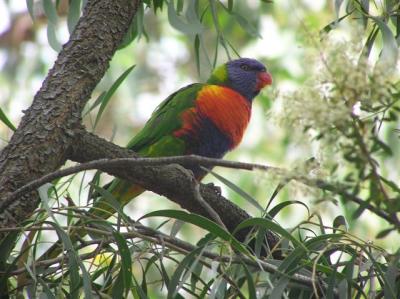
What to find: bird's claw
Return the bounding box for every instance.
[206,182,221,196]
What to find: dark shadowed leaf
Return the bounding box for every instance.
[268,200,310,219]
[234,217,306,250]
[168,246,205,299]
[140,210,249,254]
[112,232,133,298]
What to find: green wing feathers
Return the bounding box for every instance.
[127,83,202,154]
[90,83,203,218]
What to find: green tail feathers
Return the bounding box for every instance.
[90,180,144,220]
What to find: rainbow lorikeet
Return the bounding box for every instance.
[93,58,272,218]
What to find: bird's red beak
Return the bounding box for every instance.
[256,71,273,90]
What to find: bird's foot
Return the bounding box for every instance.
[205,182,222,196]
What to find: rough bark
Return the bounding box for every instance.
[0,0,140,228]
[69,131,281,256]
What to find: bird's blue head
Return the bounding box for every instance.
[207,58,272,101]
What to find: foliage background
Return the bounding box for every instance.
[0,0,399,297]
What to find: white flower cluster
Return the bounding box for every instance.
[282,36,394,138]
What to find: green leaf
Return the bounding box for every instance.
[270,277,290,299]
[140,210,249,255]
[36,277,56,299]
[83,91,106,116]
[332,215,347,232]
[233,12,261,38]
[241,262,256,299]
[167,0,203,35]
[90,184,131,225]
[170,219,184,237]
[376,227,394,238]
[168,246,205,299]
[234,217,307,250]
[46,23,62,52]
[176,0,184,14]
[384,253,400,299]
[374,18,399,70]
[320,12,352,36]
[67,0,81,34]
[42,0,58,25]
[227,0,233,12]
[26,0,35,20]
[268,200,310,219]
[153,0,164,13]
[39,186,92,298]
[112,232,133,298]
[194,34,200,75]
[94,65,135,128]
[335,0,344,20]
[0,107,16,131]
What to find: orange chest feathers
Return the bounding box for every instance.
[174,85,252,149]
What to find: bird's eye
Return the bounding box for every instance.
[240,64,250,71]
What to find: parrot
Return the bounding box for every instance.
[92,57,273,219]
[41,58,272,260]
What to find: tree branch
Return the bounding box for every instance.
[68,130,282,258]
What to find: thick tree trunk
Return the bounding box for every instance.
[0,0,140,228]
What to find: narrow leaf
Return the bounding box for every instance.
[167,0,203,35]
[374,18,399,71]
[234,217,307,250]
[112,232,133,298]
[67,0,81,34]
[26,0,35,20]
[94,65,135,128]
[0,107,16,131]
[140,210,249,255]
[46,23,61,52]
[42,0,58,24]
